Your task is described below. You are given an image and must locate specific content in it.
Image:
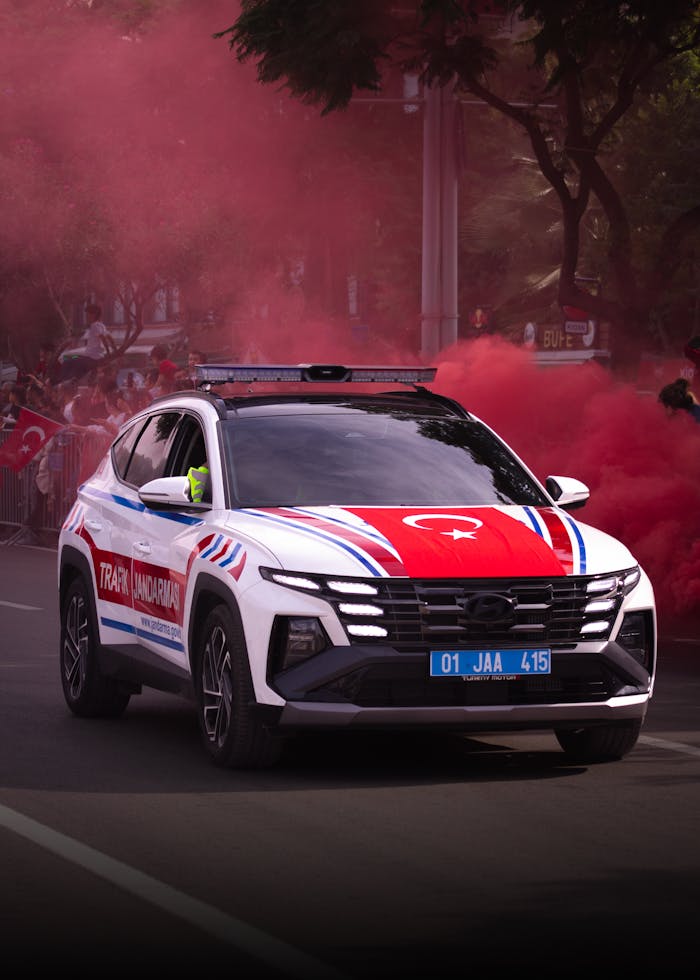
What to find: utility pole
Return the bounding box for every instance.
[352,78,460,360]
[421,78,459,360]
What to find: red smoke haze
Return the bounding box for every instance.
[1,1,421,355]
[0,2,697,625]
[434,337,700,625]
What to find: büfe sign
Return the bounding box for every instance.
[525,319,609,352]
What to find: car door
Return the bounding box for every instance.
[128,410,213,674]
[85,417,146,645]
[108,409,184,662]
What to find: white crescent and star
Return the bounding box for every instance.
[402,513,483,540]
[20,424,47,455]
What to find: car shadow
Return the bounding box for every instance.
[3,693,589,792]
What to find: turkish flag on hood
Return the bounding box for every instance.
[0,408,64,473]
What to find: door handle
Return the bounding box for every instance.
[134,541,152,556]
[85,519,103,532]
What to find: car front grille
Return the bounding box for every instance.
[323,576,620,651]
[264,570,643,709]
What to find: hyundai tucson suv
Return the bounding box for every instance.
[58,363,656,768]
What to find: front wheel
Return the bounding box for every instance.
[554,720,642,762]
[60,576,131,718]
[195,603,283,769]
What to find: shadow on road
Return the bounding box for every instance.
[1,692,594,792]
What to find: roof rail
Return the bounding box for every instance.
[195,363,437,388]
[148,387,229,419]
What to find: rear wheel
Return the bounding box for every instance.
[195,603,283,769]
[554,720,642,762]
[60,576,131,718]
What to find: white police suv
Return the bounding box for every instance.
[58,363,656,768]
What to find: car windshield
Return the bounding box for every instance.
[222,409,550,508]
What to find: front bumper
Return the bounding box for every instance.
[276,695,650,731]
[269,640,653,731]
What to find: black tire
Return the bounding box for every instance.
[195,603,283,769]
[60,576,131,718]
[554,720,643,762]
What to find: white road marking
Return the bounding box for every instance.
[0,600,42,611]
[639,735,700,758]
[0,803,348,980]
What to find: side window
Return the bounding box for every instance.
[112,420,145,481]
[167,414,211,504]
[123,412,182,488]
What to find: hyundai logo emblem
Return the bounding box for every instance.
[462,593,516,624]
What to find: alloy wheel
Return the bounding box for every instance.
[63,592,87,701]
[201,625,233,747]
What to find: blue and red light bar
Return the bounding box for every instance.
[195,363,437,387]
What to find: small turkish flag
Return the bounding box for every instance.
[0,408,64,473]
[562,305,590,321]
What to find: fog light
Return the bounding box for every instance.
[617,611,653,669]
[269,616,329,674]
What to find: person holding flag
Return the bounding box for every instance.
[0,404,66,543]
[0,384,27,428]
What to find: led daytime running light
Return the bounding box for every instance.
[584,599,615,614]
[338,603,383,617]
[581,620,611,635]
[327,580,379,595]
[347,624,388,638]
[586,576,618,595]
[270,573,320,591]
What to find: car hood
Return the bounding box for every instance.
[228,505,636,578]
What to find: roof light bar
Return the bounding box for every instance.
[195,363,437,387]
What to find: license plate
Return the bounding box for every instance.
[430,648,551,678]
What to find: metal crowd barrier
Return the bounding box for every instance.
[0,427,109,542]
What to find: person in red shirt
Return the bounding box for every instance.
[149,345,179,397]
[463,305,492,340]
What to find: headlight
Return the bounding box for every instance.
[261,567,388,643]
[264,571,321,591]
[260,566,379,595]
[579,566,641,640]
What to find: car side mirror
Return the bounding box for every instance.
[138,475,209,510]
[546,475,589,511]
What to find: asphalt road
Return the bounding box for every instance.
[1,544,699,978]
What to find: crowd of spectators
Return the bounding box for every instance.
[0,344,207,543]
[1,344,206,435]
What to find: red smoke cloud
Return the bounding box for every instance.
[0,1,421,358]
[434,336,700,624]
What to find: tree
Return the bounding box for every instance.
[217,0,700,368]
[3,0,430,372]
[609,47,700,350]
[0,1,264,373]
[0,138,103,367]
